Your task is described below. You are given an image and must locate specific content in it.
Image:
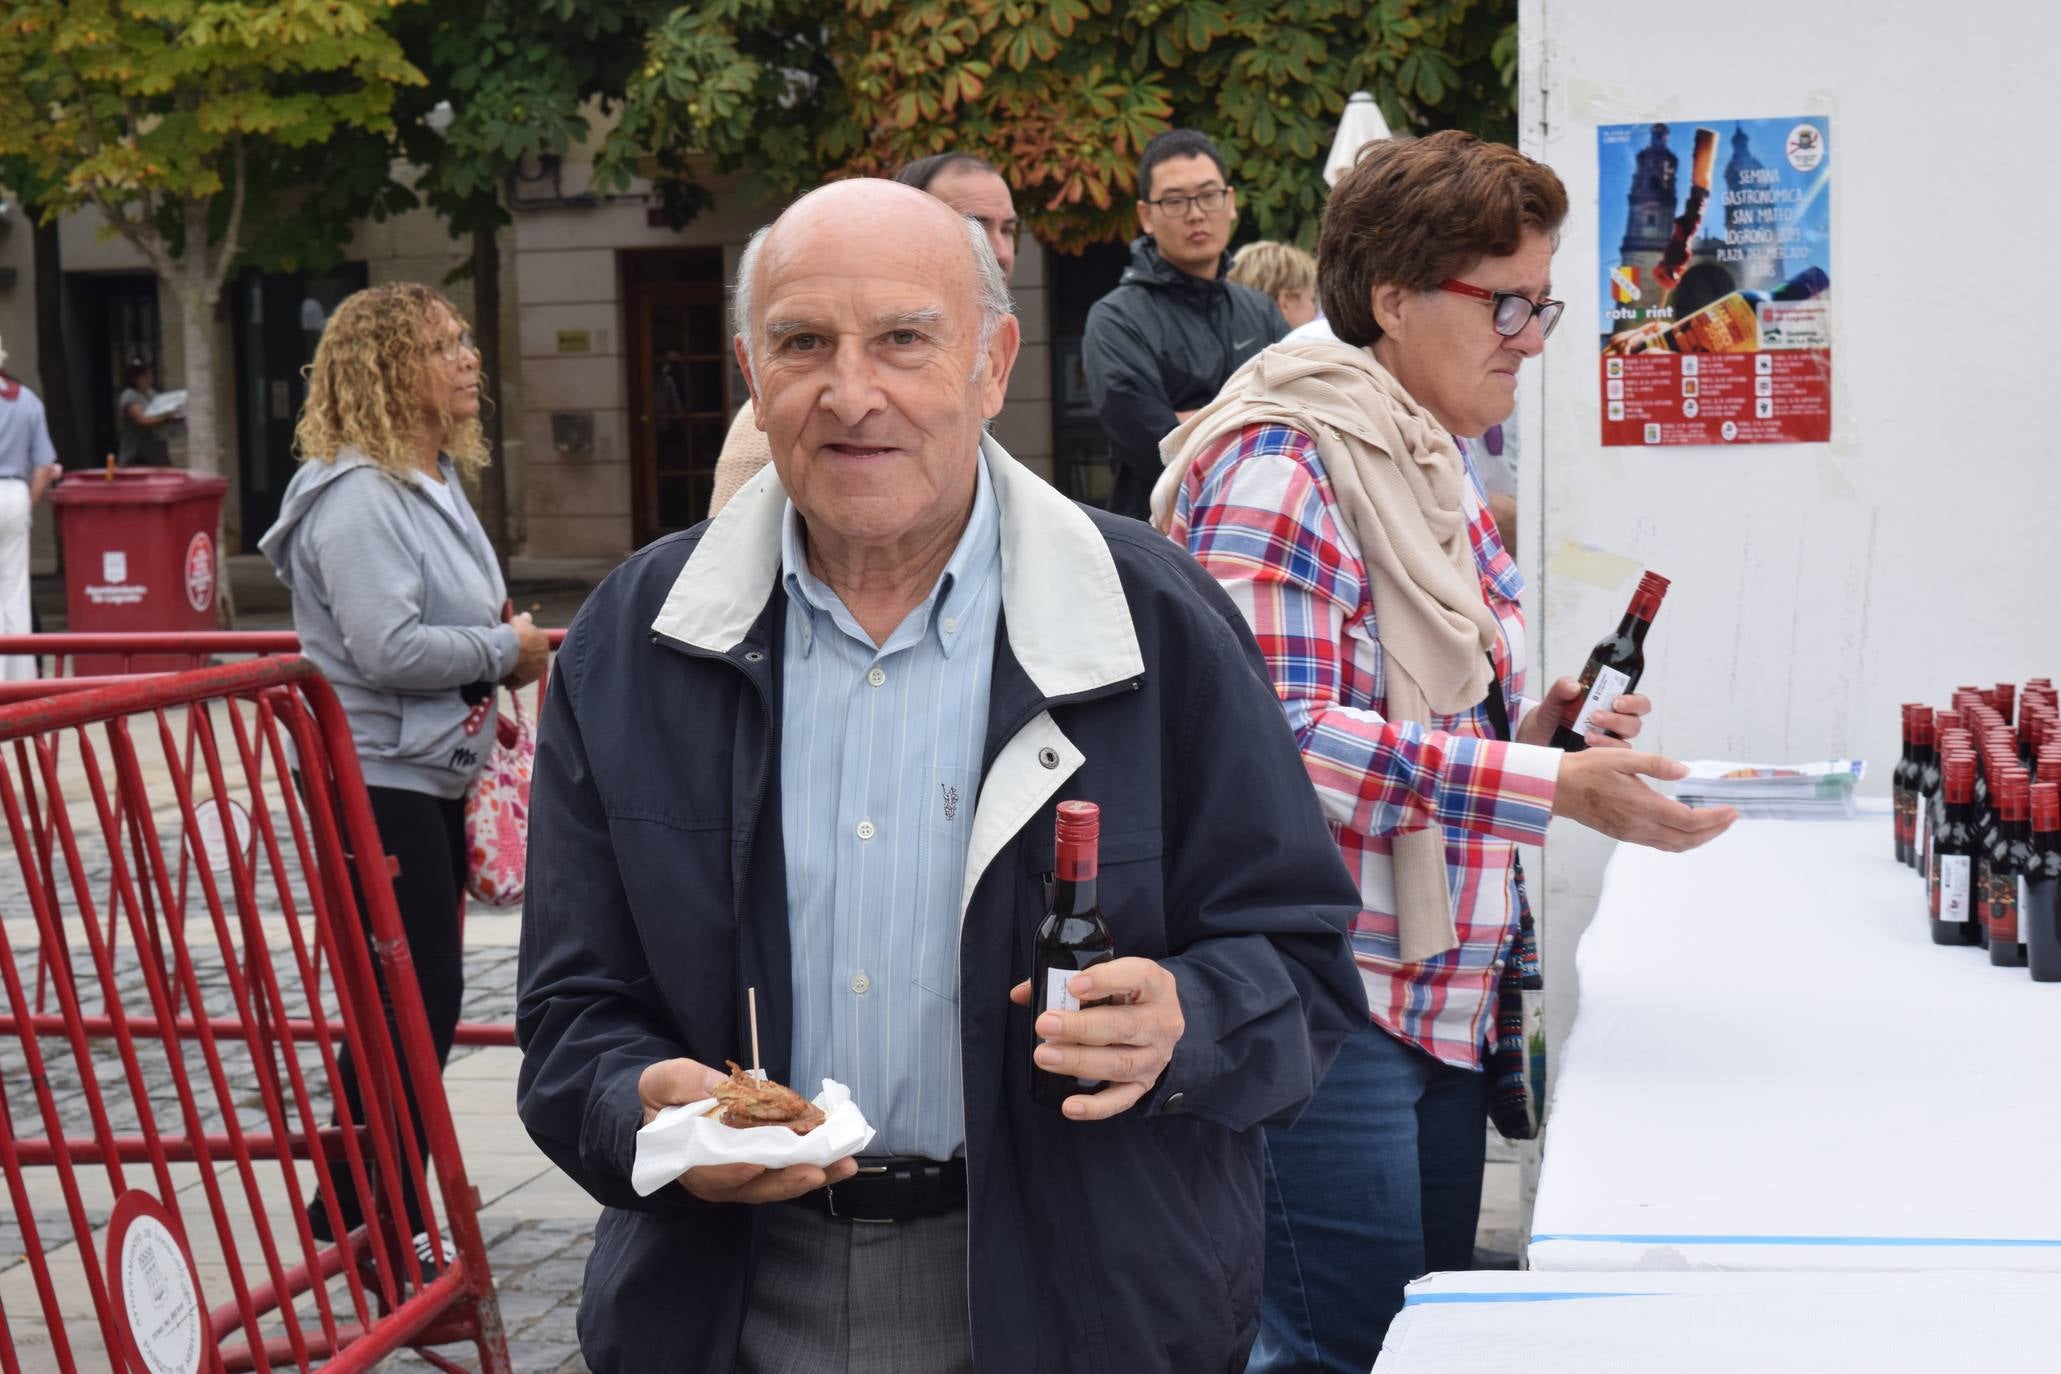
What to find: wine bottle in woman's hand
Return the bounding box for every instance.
[1551,573,1670,752]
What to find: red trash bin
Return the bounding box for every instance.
[49,468,230,672]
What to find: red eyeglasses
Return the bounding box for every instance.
[1439,279,1564,339]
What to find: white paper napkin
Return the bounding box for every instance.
[631,1078,876,1196]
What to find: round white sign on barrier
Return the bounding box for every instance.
[106,1191,206,1374]
[190,796,255,877]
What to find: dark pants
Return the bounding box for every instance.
[319,785,466,1238]
[1246,1022,1490,1373]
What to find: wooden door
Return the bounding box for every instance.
[624,250,730,547]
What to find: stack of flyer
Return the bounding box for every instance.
[1675,759,1865,819]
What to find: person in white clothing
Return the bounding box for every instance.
[0,333,63,682]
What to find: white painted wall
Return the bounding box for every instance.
[1518,0,2061,1051]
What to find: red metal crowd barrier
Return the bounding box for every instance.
[0,632,567,1052]
[0,658,511,1372]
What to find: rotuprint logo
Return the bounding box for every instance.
[184,532,215,613]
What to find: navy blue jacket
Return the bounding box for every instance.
[516,441,1366,1372]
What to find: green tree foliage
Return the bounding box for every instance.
[380,0,672,560]
[602,0,1516,252]
[0,0,423,480]
[386,0,667,238]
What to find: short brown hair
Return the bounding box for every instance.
[894,152,999,193]
[1318,130,1568,348]
[1228,241,1317,301]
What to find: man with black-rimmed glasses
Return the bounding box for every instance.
[1082,128,1287,520]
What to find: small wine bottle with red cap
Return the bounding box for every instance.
[2026,783,2061,983]
[1552,572,1670,752]
[1988,773,2032,968]
[1893,706,1922,865]
[1930,754,1980,946]
[1912,715,1940,874]
[1031,801,1116,1109]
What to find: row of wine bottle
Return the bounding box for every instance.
[1892,681,2061,980]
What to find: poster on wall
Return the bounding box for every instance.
[1596,115,1831,446]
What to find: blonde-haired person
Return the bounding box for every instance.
[1229,240,1320,330]
[259,281,548,1260]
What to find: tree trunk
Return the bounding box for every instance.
[176,278,220,478]
[473,223,511,575]
[30,212,83,466]
[174,271,237,624]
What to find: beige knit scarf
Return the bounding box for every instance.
[1153,340,1501,962]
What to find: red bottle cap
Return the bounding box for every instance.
[2034,783,2061,832]
[1943,755,1976,804]
[2001,775,2031,821]
[1937,710,1963,733]
[1055,800,1100,881]
[1629,571,1670,620]
[1996,684,2017,723]
[1055,800,1100,844]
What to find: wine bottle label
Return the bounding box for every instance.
[1986,881,2019,947]
[1044,967,1081,1016]
[2013,876,2033,943]
[1567,665,1634,739]
[1941,855,1972,922]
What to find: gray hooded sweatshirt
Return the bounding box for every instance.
[259,447,518,799]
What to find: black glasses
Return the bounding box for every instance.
[1439,279,1564,339]
[1144,187,1231,216]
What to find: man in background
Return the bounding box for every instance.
[1082,129,1286,520]
[0,333,62,681]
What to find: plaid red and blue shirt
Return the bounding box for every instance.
[1169,422,1561,1069]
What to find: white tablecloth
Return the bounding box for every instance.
[1375,1270,2061,1371]
[1530,802,2061,1272]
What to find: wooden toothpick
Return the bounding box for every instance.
[748,986,764,1081]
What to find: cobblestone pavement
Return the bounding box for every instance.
[1,773,597,1371]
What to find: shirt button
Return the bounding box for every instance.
[867,666,887,688]
[855,819,876,841]
[942,616,958,635]
[849,971,871,995]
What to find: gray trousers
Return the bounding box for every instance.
[735,1203,975,1374]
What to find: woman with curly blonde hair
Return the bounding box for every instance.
[260,282,548,1259]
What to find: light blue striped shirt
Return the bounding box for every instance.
[779,455,1001,1160]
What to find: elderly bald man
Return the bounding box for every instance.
[516,180,1366,1373]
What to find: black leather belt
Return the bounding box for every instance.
[785,1156,966,1223]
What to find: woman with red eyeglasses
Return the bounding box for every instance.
[1154,131,1734,1370]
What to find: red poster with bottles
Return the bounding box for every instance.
[1597,116,1832,446]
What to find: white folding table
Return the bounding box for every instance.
[1529,802,2061,1273]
